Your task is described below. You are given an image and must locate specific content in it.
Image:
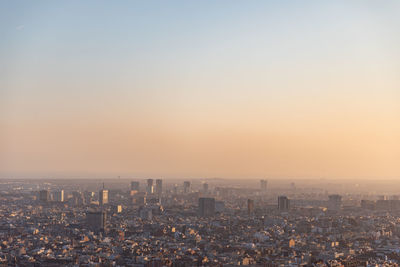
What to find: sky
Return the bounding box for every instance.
[1,1,399,179]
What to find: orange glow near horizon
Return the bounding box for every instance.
[1,1,399,179]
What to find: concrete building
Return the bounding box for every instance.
[72,191,85,206]
[198,197,215,217]
[54,190,64,202]
[146,179,154,195]
[155,179,163,195]
[86,211,106,232]
[247,199,254,215]
[278,196,290,211]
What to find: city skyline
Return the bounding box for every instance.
[1,1,399,179]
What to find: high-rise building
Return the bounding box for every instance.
[99,189,109,206]
[112,205,122,214]
[198,197,215,217]
[146,179,154,194]
[72,191,85,206]
[260,179,268,192]
[183,181,191,194]
[86,211,107,231]
[130,181,140,191]
[54,190,64,202]
[278,196,290,211]
[247,199,254,215]
[155,179,163,195]
[328,194,342,211]
[39,190,50,202]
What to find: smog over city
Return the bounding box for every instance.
[1,1,399,266]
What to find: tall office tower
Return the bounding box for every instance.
[198,197,215,217]
[54,190,64,202]
[112,205,122,214]
[72,191,85,206]
[39,190,50,202]
[146,179,154,194]
[86,211,107,232]
[130,181,140,191]
[247,199,255,215]
[328,194,342,211]
[183,181,191,194]
[260,179,268,192]
[99,189,109,206]
[278,196,290,211]
[155,179,163,195]
[202,183,209,194]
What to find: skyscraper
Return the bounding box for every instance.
[155,179,163,195]
[54,190,64,202]
[146,179,154,194]
[99,189,109,206]
[247,199,254,215]
[198,197,215,217]
[130,181,140,191]
[72,191,85,206]
[86,211,107,232]
[278,196,290,211]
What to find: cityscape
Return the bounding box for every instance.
[1,178,400,266]
[1,1,400,266]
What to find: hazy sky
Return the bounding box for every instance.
[1,1,399,179]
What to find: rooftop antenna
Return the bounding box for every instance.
[103,182,105,189]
